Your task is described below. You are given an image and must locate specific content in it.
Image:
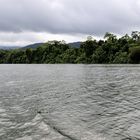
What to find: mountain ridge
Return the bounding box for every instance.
[0,42,82,50]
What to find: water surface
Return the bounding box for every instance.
[0,64,140,140]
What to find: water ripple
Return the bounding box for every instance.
[0,64,140,140]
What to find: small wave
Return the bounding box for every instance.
[17,114,70,140]
[5,80,23,86]
[81,131,107,140]
[17,113,109,140]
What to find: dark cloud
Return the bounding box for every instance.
[0,0,140,36]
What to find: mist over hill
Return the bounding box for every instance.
[0,46,20,50]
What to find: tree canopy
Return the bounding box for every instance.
[1,32,140,64]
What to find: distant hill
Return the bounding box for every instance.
[22,42,82,49]
[0,42,82,50]
[22,43,44,49]
[68,42,82,48]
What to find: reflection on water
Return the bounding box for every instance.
[0,64,140,140]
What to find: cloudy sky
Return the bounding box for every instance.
[0,0,140,46]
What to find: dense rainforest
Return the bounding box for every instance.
[1,31,140,64]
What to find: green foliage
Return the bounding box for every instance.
[1,31,140,64]
[129,47,140,63]
[113,52,128,64]
[92,47,108,63]
[81,40,97,58]
[0,50,8,63]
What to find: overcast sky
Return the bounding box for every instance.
[0,0,140,46]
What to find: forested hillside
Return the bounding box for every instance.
[0,32,140,64]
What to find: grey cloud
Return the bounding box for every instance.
[0,0,140,36]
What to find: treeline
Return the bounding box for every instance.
[1,31,140,64]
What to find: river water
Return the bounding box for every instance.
[0,64,140,140]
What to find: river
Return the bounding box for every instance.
[0,64,140,140]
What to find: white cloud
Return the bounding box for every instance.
[0,0,140,45]
[0,32,87,46]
